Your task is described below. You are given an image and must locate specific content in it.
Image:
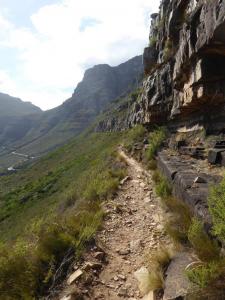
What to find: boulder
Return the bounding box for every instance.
[163,252,196,300]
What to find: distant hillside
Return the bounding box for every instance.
[0,93,42,149]
[0,93,41,117]
[0,56,143,168]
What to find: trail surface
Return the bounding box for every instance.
[90,150,170,299]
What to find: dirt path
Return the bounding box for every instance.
[89,150,170,299]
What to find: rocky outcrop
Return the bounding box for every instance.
[130,0,225,133]
[157,150,222,225]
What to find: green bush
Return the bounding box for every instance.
[186,262,220,289]
[0,201,104,299]
[208,178,225,242]
[188,219,220,262]
[145,127,166,161]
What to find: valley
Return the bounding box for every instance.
[1,0,225,299]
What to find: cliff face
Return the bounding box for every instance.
[133,0,225,132]
[95,0,225,134]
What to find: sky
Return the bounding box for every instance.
[0,0,160,110]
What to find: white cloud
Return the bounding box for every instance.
[0,0,160,110]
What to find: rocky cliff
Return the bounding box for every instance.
[98,0,225,134]
[137,0,225,132]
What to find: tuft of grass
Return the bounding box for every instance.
[155,175,172,199]
[149,36,157,47]
[123,125,146,153]
[152,170,161,184]
[145,127,167,161]
[163,197,192,244]
[146,246,173,272]
[143,246,174,293]
[147,159,157,170]
[188,218,220,262]
[208,178,225,242]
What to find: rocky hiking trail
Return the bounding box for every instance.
[90,150,170,300]
[59,150,171,300]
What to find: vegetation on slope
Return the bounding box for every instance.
[0,131,128,299]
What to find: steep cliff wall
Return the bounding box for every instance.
[136,0,225,133]
[97,0,225,134]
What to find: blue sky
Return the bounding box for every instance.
[0,0,160,110]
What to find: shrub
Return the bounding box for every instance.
[188,218,220,262]
[186,259,225,290]
[208,178,225,242]
[0,200,104,299]
[145,127,167,161]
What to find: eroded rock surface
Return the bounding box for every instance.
[97,0,225,133]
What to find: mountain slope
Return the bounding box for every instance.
[0,93,42,145]
[0,92,41,117]
[0,56,143,169]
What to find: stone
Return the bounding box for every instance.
[208,149,225,165]
[142,291,155,300]
[120,176,131,185]
[82,261,102,271]
[144,197,151,203]
[193,176,207,184]
[134,267,150,295]
[67,269,83,285]
[118,287,128,297]
[163,252,196,300]
[140,182,146,188]
[118,249,130,256]
[118,274,126,281]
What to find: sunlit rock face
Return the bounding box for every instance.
[134,0,225,133]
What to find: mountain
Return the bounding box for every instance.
[0,93,41,117]
[0,55,143,169]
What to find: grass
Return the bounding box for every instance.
[208,178,225,242]
[188,218,220,262]
[0,130,129,298]
[155,175,172,199]
[145,127,166,161]
[186,259,225,299]
[152,170,192,244]
[142,246,174,293]
[147,159,157,170]
[123,124,146,153]
[149,36,157,47]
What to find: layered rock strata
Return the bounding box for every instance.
[136,0,225,132]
